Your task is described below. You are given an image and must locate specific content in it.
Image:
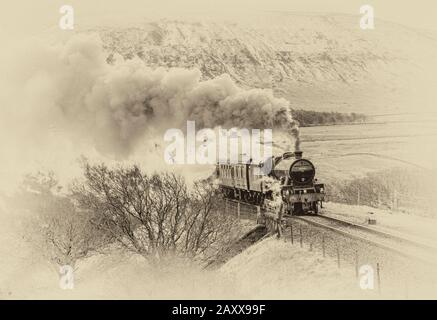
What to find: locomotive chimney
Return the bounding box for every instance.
[295,150,303,159]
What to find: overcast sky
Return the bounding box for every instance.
[1,0,437,37]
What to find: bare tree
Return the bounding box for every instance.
[183,180,239,261]
[72,162,238,263]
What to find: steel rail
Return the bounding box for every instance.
[291,214,437,266]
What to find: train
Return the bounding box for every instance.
[216,151,325,215]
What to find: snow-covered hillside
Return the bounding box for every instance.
[220,237,369,299]
[86,12,437,114]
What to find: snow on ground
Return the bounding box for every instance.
[0,210,242,299]
[93,13,437,115]
[220,236,376,299]
[322,202,437,247]
[7,235,378,299]
[1,199,435,299]
[298,120,437,180]
[1,247,244,300]
[0,201,376,300]
[0,198,251,299]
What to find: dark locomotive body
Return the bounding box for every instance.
[216,151,325,215]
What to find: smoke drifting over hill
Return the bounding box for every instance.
[0,34,299,160]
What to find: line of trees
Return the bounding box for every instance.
[292,109,367,126]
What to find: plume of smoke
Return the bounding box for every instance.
[0,34,301,191]
[290,124,301,151]
[1,34,299,156]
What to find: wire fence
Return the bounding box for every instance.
[224,199,259,221]
[222,197,436,298]
[284,218,437,298]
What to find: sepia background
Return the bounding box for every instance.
[1,0,437,299]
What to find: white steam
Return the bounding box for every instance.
[0,34,299,189]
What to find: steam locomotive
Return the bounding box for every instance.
[216,151,325,215]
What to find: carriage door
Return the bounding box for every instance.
[245,164,250,190]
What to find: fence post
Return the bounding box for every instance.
[290,225,294,245]
[377,263,381,293]
[237,202,240,220]
[322,235,325,257]
[299,227,303,248]
[277,204,283,239]
[354,250,359,278]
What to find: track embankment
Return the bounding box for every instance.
[205,225,268,269]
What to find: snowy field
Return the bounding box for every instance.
[0,214,374,300]
[2,200,433,300]
[2,117,437,299]
[322,202,437,247]
[294,115,437,182]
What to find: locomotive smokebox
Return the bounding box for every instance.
[294,151,303,159]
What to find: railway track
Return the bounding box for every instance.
[215,199,437,269]
[291,214,437,266]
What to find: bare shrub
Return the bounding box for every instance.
[14,171,110,267]
[72,163,239,264]
[185,180,240,261]
[326,167,436,216]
